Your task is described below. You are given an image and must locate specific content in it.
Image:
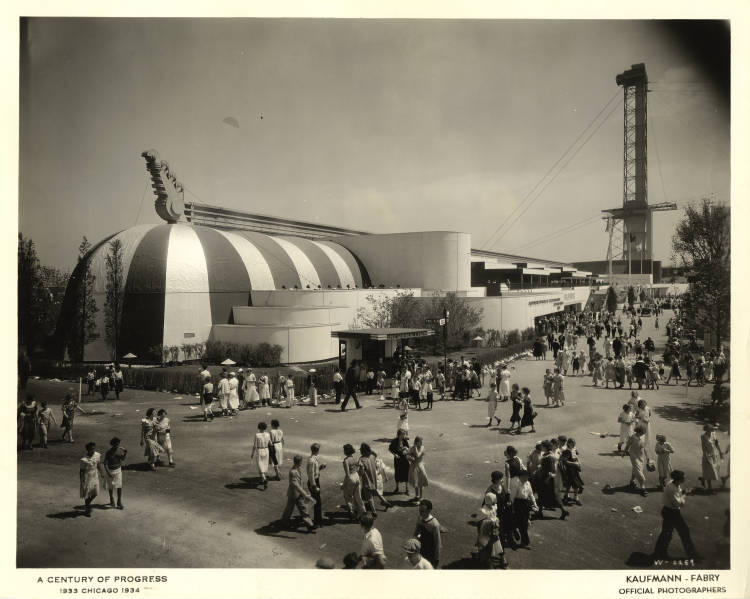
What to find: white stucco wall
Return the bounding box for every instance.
[331,232,471,291]
[461,287,592,333]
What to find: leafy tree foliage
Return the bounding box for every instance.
[605,286,618,313]
[68,236,98,361]
[671,199,730,349]
[627,286,636,307]
[18,234,69,351]
[104,239,125,360]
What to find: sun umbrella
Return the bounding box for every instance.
[403,346,412,351]
[123,353,137,359]
[221,358,236,366]
[473,336,484,341]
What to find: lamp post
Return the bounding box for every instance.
[443,308,449,381]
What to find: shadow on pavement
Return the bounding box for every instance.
[225,477,265,491]
[324,509,359,525]
[123,462,158,472]
[442,556,480,569]
[181,415,210,423]
[653,402,729,432]
[625,551,655,568]
[602,484,660,495]
[47,504,109,519]
[254,520,297,539]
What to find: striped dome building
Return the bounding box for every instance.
[58,223,371,362]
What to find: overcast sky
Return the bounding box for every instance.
[19,18,730,272]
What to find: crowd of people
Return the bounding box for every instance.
[18,295,729,567]
[86,363,125,400]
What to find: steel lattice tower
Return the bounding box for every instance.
[602,63,676,285]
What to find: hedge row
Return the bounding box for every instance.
[204,341,283,366]
[28,340,535,398]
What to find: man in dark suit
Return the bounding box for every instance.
[341,360,362,411]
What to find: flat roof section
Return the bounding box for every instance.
[331,328,435,341]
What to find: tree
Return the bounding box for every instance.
[18,234,46,350]
[356,291,424,329]
[605,286,618,314]
[427,293,483,348]
[627,286,636,308]
[672,199,730,349]
[390,292,426,329]
[69,236,98,361]
[104,239,125,361]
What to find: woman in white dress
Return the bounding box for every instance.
[623,426,649,497]
[269,419,284,481]
[635,399,653,453]
[250,422,271,489]
[217,372,230,416]
[408,436,429,502]
[244,369,260,409]
[79,441,103,516]
[285,376,296,408]
[228,372,240,415]
[498,365,511,402]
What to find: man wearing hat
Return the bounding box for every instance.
[402,538,433,569]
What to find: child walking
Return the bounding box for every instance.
[37,400,57,448]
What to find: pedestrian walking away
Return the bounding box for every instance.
[251,422,271,489]
[269,419,284,481]
[341,360,362,411]
[307,443,326,527]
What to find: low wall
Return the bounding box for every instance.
[211,323,337,363]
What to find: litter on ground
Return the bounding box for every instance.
[632,506,643,513]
